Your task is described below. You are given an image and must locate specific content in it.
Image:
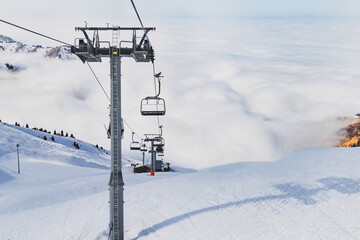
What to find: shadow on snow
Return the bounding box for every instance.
[131,177,360,239]
[0,168,15,184]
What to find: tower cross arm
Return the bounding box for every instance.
[75,26,156,31]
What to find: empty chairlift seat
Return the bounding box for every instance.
[130,141,141,150]
[140,96,166,116]
[154,137,165,147]
[130,132,141,150]
[140,144,147,152]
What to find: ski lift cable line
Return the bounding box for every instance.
[130,0,144,28]
[86,62,110,102]
[86,62,144,140]
[130,0,162,132]
[130,0,157,97]
[130,0,151,43]
[0,18,72,46]
[152,62,162,131]
[123,119,143,140]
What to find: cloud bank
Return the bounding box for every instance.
[1,17,360,169]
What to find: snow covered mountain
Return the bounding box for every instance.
[1,122,360,239]
[0,34,75,70]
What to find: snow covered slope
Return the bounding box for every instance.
[0,122,110,168]
[1,122,360,239]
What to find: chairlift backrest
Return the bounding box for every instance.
[140,144,147,152]
[154,137,165,147]
[140,96,166,116]
[130,131,141,150]
[156,145,164,153]
[130,142,141,150]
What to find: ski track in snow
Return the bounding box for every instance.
[1,123,360,239]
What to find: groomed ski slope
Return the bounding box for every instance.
[1,122,360,240]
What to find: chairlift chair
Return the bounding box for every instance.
[156,145,164,153]
[140,144,147,152]
[140,72,166,116]
[140,96,166,116]
[130,142,141,150]
[154,137,165,147]
[130,132,141,150]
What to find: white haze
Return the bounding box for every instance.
[1,17,360,169]
[2,0,360,18]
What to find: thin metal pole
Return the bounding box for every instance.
[16,144,20,174]
[142,151,145,166]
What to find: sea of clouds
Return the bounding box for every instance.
[1,17,360,168]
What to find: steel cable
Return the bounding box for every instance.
[0,18,72,46]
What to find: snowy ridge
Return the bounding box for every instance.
[0,34,74,62]
[1,122,360,239]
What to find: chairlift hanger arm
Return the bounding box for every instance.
[131,132,136,142]
[159,125,163,136]
[156,77,161,97]
[151,73,163,97]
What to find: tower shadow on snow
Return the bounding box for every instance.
[131,176,360,240]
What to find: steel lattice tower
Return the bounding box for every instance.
[72,26,155,240]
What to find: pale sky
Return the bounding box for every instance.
[1,0,360,19]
